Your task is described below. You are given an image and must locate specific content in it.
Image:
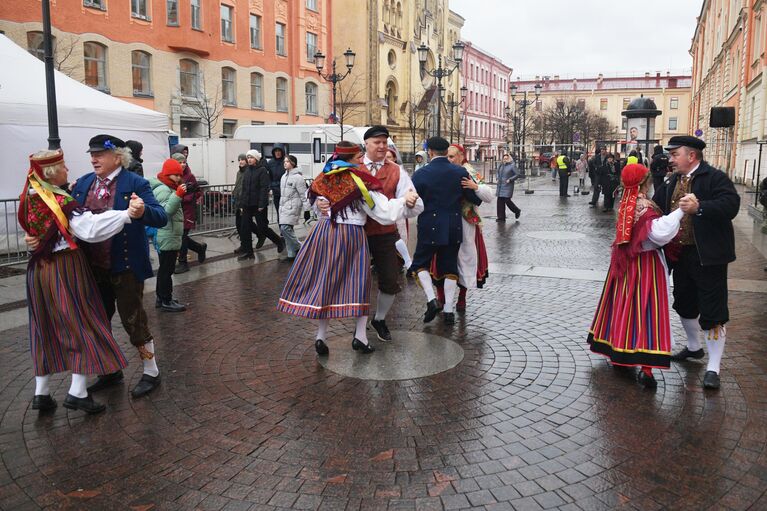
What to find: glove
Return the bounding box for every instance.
[303,211,311,221]
[175,187,186,198]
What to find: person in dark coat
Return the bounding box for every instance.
[169,144,207,273]
[600,153,621,212]
[652,136,740,390]
[650,144,670,194]
[237,149,284,259]
[496,154,521,221]
[589,147,608,207]
[233,153,260,253]
[409,137,482,325]
[267,144,286,219]
[125,140,144,176]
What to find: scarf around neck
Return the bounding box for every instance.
[308,160,382,221]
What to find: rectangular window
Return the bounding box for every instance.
[668,117,678,130]
[276,77,288,111]
[670,97,679,110]
[190,0,201,30]
[83,42,108,91]
[622,98,630,110]
[179,59,199,97]
[166,0,178,25]
[622,117,628,130]
[131,51,152,95]
[306,83,318,114]
[577,98,586,109]
[600,98,608,110]
[131,0,150,20]
[276,23,286,56]
[753,16,762,59]
[249,14,262,49]
[222,119,237,137]
[222,68,236,106]
[221,5,234,42]
[84,0,106,10]
[306,0,318,10]
[250,73,263,108]
[306,32,318,63]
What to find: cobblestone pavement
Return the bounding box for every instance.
[1,177,767,511]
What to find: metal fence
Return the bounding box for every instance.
[0,198,26,267]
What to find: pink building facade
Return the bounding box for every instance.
[460,41,512,161]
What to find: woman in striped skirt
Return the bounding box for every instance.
[277,141,419,355]
[587,164,687,388]
[19,150,136,414]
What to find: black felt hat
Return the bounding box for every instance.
[664,135,706,151]
[363,125,390,140]
[86,134,127,153]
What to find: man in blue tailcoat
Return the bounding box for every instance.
[409,136,482,325]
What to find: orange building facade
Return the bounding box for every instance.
[0,0,333,137]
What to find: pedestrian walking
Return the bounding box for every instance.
[173,149,207,274]
[20,149,133,414]
[267,144,287,219]
[496,153,521,222]
[601,153,621,212]
[237,149,285,260]
[277,141,419,355]
[409,137,482,325]
[557,152,571,197]
[414,150,427,171]
[125,140,144,176]
[589,148,608,207]
[149,159,187,312]
[588,163,687,388]
[278,154,310,261]
[650,144,670,194]
[576,153,588,188]
[233,153,260,253]
[653,136,740,390]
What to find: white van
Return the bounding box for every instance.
[233,124,396,178]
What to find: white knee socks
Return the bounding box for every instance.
[417,271,436,301]
[142,341,160,377]
[375,292,395,321]
[395,239,412,268]
[443,279,458,313]
[355,316,369,345]
[680,317,702,352]
[68,373,88,398]
[316,318,329,341]
[35,375,50,396]
[705,326,726,374]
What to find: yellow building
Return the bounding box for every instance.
[330,0,463,155]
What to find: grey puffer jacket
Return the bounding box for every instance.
[496,162,519,198]
[278,169,310,226]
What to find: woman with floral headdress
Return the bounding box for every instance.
[587,163,689,388]
[429,144,494,312]
[19,150,137,414]
[277,141,419,355]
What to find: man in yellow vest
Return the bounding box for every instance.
[556,152,571,197]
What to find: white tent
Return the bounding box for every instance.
[0,34,169,199]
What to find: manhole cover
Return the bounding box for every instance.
[525,230,586,241]
[317,330,464,381]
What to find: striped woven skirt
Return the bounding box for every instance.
[587,249,672,369]
[277,219,370,319]
[27,249,128,376]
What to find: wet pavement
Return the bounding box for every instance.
[1,176,767,510]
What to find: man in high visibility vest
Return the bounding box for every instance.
[556,152,571,197]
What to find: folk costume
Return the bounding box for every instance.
[20,150,129,413]
[277,144,413,355]
[588,164,684,388]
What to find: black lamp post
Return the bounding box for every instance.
[42,0,60,150]
[313,47,355,139]
[444,85,467,143]
[418,41,464,137]
[509,82,541,176]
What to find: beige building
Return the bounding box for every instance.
[330,0,463,156]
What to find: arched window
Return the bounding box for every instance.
[250,72,264,108]
[83,42,108,91]
[221,67,236,106]
[276,77,288,112]
[179,58,199,97]
[305,82,318,115]
[385,80,397,123]
[131,50,152,95]
[26,31,51,61]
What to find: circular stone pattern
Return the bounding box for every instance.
[318,330,464,380]
[526,230,587,240]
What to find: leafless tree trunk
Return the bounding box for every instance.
[335,76,365,140]
[183,75,224,138]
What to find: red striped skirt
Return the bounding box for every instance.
[27,249,128,376]
[277,219,370,319]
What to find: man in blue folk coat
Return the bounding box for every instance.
[71,134,168,400]
[409,137,482,325]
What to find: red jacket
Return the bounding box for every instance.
[180,165,202,229]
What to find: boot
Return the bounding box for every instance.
[456,288,467,312]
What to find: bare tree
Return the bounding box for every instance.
[182,75,224,138]
[403,94,427,160]
[334,75,366,140]
[54,34,80,77]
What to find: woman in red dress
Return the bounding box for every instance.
[587,164,687,388]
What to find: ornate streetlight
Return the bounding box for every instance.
[42,0,60,150]
[443,85,468,143]
[418,41,465,137]
[313,47,356,139]
[509,82,541,176]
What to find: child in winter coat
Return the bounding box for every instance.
[277,155,310,261]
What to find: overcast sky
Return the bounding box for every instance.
[449,0,701,79]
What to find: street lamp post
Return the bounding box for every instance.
[418,41,465,137]
[509,82,541,177]
[42,0,60,150]
[444,85,468,143]
[313,48,356,140]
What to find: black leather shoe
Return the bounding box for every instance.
[160,300,186,312]
[370,319,392,342]
[423,299,442,323]
[514,210,521,219]
[277,238,286,253]
[315,339,329,356]
[233,247,244,254]
[496,218,506,223]
[131,374,161,398]
[174,261,189,274]
[63,393,106,414]
[87,370,124,393]
[703,370,720,389]
[637,371,658,389]
[352,338,375,354]
[670,347,705,361]
[32,394,57,412]
[237,253,255,261]
[255,237,266,249]
[443,312,455,325]
[198,243,207,263]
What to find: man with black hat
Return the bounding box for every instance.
[71,134,168,398]
[652,135,740,390]
[409,136,482,325]
[359,125,423,341]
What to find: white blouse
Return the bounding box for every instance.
[315,191,412,226]
[52,210,132,252]
[642,208,684,251]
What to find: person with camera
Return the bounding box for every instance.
[171,145,207,274]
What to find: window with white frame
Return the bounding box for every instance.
[83,42,108,91]
[305,82,318,114]
[251,72,264,108]
[221,4,234,42]
[179,58,199,97]
[249,14,262,49]
[26,31,48,61]
[131,50,152,95]
[222,67,236,106]
[600,98,608,110]
[131,0,150,20]
[84,0,106,10]
[668,117,678,131]
[190,0,201,29]
[307,0,318,10]
[276,77,288,111]
[276,23,286,56]
[166,0,178,25]
[306,32,318,63]
[222,119,237,137]
[670,97,679,109]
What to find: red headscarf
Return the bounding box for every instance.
[157,158,183,189]
[614,163,650,245]
[450,143,468,164]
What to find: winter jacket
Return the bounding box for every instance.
[179,166,202,229]
[233,166,246,208]
[652,161,739,266]
[278,169,310,226]
[414,151,428,171]
[127,158,144,177]
[496,162,519,198]
[650,152,670,178]
[148,178,184,251]
[239,161,271,209]
[267,144,286,192]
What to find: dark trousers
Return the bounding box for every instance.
[272,191,281,221]
[558,170,570,196]
[157,250,178,301]
[671,246,729,330]
[410,242,460,279]
[235,209,260,241]
[368,232,402,295]
[603,183,616,210]
[178,229,203,262]
[496,197,520,220]
[240,207,280,254]
[90,267,152,347]
[590,183,603,205]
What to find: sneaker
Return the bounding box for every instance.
[174,261,189,274]
[370,319,392,342]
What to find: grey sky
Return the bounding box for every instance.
[449,0,701,79]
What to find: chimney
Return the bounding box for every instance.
[535,75,540,81]
[644,72,650,78]
[656,71,661,78]
[597,73,603,81]
[572,78,578,90]
[666,71,671,76]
